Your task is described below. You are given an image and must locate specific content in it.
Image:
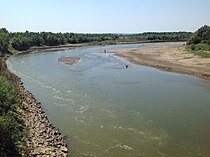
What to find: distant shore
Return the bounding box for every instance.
[17,41,210,81]
[14,43,88,54]
[13,40,183,55]
[108,42,210,81]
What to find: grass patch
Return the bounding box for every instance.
[186,44,210,58]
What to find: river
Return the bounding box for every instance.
[8,43,210,157]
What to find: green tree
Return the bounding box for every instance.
[195,25,209,40]
[190,35,201,44]
[187,25,210,46]
[0,28,10,54]
[11,37,31,51]
[45,34,60,46]
[206,27,210,44]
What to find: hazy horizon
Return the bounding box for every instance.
[1,0,210,33]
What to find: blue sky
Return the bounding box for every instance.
[1,0,210,33]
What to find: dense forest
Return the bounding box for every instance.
[10,32,119,51]
[0,28,193,53]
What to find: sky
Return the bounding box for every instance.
[0,0,210,33]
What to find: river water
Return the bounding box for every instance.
[8,43,210,157]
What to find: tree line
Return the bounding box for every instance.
[10,31,119,51]
[0,27,193,53]
[120,32,192,42]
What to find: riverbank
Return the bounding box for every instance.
[13,43,89,54]
[108,42,210,81]
[12,40,183,55]
[0,57,68,156]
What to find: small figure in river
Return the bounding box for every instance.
[125,64,128,68]
[104,49,106,53]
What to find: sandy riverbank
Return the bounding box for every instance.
[108,42,210,81]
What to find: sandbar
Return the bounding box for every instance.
[108,43,210,81]
[58,56,80,65]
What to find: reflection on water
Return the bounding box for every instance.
[8,43,210,157]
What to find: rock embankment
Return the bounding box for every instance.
[18,83,68,156]
[1,57,68,157]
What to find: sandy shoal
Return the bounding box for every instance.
[58,56,80,65]
[108,43,210,81]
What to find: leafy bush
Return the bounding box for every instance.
[0,75,17,114]
[194,43,210,51]
[0,114,23,157]
[190,44,195,50]
[188,35,201,45]
[0,75,25,157]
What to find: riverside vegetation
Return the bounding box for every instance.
[187,25,210,58]
[0,28,192,53]
[0,74,25,157]
[0,25,209,156]
[1,28,69,156]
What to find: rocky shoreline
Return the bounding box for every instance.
[0,57,68,157]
